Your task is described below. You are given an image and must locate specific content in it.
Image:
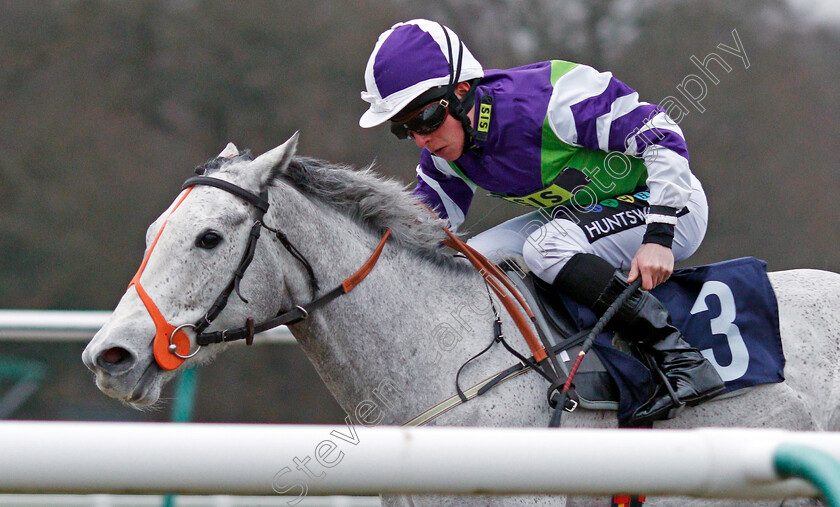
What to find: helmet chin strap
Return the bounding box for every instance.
[454,82,481,152]
[438,23,482,153]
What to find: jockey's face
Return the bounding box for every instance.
[409,112,466,161]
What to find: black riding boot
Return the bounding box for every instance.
[553,253,725,426]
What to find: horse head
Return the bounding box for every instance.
[82,134,300,407]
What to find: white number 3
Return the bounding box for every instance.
[689,281,749,382]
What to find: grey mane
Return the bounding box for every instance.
[280,157,468,269]
[197,152,467,269]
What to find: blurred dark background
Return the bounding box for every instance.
[1,0,838,423]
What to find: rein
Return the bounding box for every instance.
[131,174,390,371]
[440,230,644,427]
[441,229,549,363]
[440,229,575,390]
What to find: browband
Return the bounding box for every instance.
[182,176,269,213]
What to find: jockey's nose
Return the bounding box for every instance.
[412,132,432,149]
[88,346,137,376]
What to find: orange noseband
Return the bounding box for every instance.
[128,187,195,371]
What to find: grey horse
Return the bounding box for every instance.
[83,134,839,506]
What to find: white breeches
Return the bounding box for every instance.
[467,175,708,283]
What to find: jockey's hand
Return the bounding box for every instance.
[628,243,674,290]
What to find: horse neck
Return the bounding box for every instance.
[268,186,502,423]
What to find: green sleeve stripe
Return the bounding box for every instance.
[549,60,578,86]
[540,60,579,187]
[540,122,580,188]
[447,161,477,187]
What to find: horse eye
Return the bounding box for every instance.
[196,231,222,249]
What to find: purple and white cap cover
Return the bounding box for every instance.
[359,19,484,128]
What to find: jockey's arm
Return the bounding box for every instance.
[626,112,693,290]
[548,64,694,289]
[412,150,476,233]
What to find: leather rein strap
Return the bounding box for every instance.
[403,227,566,426]
[442,231,570,414]
[142,174,544,383]
[441,228,549,363]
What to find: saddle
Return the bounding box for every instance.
[505,266,623,410]
[501,256,786,419]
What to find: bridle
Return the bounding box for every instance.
[129,174,390,371]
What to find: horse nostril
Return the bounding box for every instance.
[96,347,135,373]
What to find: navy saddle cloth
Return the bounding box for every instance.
[510,257,785,423]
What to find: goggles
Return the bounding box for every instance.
[390,99,449,140]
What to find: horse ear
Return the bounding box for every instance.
[218,142,239,158]
[254,132,299,186]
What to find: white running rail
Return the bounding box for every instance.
[0,422,834,500]
[0,309,293,343]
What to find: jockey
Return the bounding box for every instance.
[358,19,724,426]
